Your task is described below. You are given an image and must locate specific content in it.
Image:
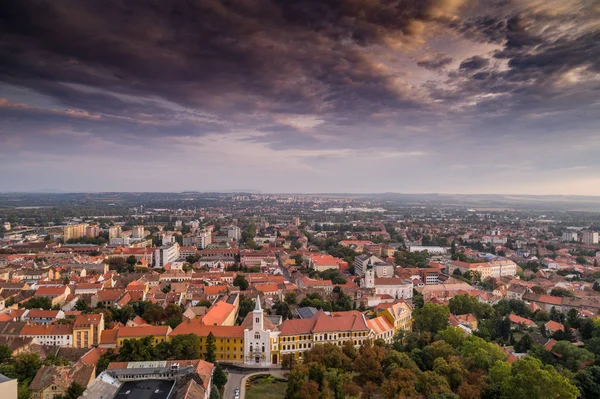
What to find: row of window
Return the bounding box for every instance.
[280,331,368,342]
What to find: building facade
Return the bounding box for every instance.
[154,243,180,267]
[243,299,279,366]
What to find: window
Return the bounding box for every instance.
[255,333,260,339]
[255,317,259,323]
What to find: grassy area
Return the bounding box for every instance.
[245,375,287,399]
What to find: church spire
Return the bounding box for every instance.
[254,296,262,312]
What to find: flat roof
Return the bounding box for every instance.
[114,380,174,399]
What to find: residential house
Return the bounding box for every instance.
[73,313,105,348]
[29,361,95,399]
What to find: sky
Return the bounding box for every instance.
[1,0,599,195]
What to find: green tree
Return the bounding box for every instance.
[205,332,216,363]
[574,365,600,399]
[551,341,594,372]
[233,274,249,290]
[74,299,89,312]
[416,371,452,397]
[169,334,202,360]
[119,336,155,362]
[500,357,579,399]
[514,333,533,353]
[96,349,119,375]
[414,303,450,335]
[273,301,291,320]
[0,344,12,363]
[55,383,85,399]
[210,385,221,399]
[237,297,254,321]
[23,296,52,310]
[460,335,507,371]
[286,365,308,399]
[436,327,467,349]
[212,364,227,389]
[284,292,297,305]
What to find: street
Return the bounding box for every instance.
[223,370,245,399]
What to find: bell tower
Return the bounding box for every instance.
[253,296,263,330]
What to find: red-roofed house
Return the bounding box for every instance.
[545,320,565,334]
[34,285,71,306]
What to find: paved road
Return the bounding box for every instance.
[223,370,245,399]
[223,369,288,399]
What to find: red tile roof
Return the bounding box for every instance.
[116,325,171,338]
[200,301,236,326]
[170,319,244,338]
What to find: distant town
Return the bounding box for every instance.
[0,192,599,399]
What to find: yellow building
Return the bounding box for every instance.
[169,320,245,362]
[278,310,371,363]
[73,313,105,348]
[116,325,172,347]
[377,300,413,333]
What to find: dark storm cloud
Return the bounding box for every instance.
[459,56,489,70]
[0,0,466,123]
[417,52,454,70]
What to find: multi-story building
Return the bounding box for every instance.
[198,229,212,249]
[116,325,171,347]
[99,360,214,399]
[131,225,145,239]
[22,309,65,325]
[582,231,599,245]
[448,259,517,279]
[308,254,347,272]
[354,255,393,277]
[489,259,517,277]
[420,267,441,285]
[562,231,579,242]
[278,310,371,363]
[227,226,241,241]
[108,225,122,239]
[154,243,180,267]
[63,223,88,241]
[20,324,73,346]
[73,313,105,348]
[170,321,245,363]
[362,266,413,300]
[85,225,101,238]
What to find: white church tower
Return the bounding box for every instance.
[362,259,375,288]
[244,296,275,366]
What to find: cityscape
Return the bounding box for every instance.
[0,192,599,399]
[1,1,600,399]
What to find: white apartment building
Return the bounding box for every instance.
[227,226,241,241]
[582,231,599,245]
[154,243,180,267]
[132,225,145,239]
[198,229,212,249]
[562,231,579,242]
[108,226,122,239]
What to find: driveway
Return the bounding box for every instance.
[223,369,245,399]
